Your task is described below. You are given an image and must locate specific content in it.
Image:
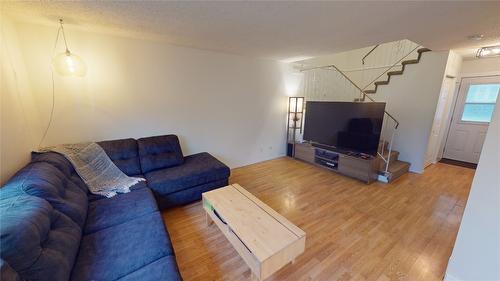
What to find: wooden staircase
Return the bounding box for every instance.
[362,48,431,95]
[362,47,431,182]
[377,143,410,183]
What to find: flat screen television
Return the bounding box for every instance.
[303,101,386,155]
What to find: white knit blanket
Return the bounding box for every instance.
[42,142,144,198]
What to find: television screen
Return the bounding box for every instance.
[303,101,386,155]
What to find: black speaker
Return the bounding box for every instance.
[286,143,294,157]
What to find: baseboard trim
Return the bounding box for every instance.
[439,158,477,169]
[443,272,462,281]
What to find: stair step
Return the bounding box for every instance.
[417,48,432,53]
[387,70,403,76]
[377,150,400,170]
[374,80,389,86]
[402,59,419,65]
[380,160,410,182]
[360,49,429,97]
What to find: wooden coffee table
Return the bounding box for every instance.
[202,184,306,281]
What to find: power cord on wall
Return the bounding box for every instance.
[37,22,64,149]
[38,69,56,149]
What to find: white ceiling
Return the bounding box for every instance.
[3,1,500,61]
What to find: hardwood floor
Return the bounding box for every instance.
[162,157,474,281]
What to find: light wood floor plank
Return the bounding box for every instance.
[162,157,474,281]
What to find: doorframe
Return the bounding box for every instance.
[425,75,457,167]
[439,78,464,159]
[441,75,500,159]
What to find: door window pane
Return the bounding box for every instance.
[465,84,499,103]
[462,104,496,122]
[461,84,499,123]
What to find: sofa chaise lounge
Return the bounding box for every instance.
[0,135,230,281]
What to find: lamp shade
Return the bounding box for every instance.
[52,51,87,77]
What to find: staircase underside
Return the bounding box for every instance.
[358,48,431,99]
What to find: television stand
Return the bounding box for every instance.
[294,142,379,184]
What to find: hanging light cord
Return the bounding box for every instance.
[59,19,70,53]
[38,20,65,149]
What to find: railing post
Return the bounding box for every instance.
[385,126,396,174]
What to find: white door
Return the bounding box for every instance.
[425,77,456,167]
[443,76,500,164]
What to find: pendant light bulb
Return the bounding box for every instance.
[51,19,86,77]
[52,50,87,77]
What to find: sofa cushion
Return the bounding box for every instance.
[0,196,81,281]
[32,152,74,178]
[145,152,230,195]
[71,212,175,281]
[1,161,88,228]
[155,178,229,209]
[32,152,89,193]
[84,187,158,234]
[98,138,142,176]
[138,135,184,173]
[116,256,182,281]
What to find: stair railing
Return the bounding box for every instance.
[379,113,397,176]
[319,64,400,128]
[362,44,379,65]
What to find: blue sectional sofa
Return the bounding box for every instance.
[0,135,230,281]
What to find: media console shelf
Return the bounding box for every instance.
[294,142,379,184]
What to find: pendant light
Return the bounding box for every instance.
[39,19,87,148]
[52,19,87,77]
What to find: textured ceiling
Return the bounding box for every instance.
[3,1,500,61]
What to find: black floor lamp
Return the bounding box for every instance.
[286,97,304,157]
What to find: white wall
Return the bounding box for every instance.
[444,102,500,281]
[1,18,291,184]
[460,56,500,78]
[0,17,42,184]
